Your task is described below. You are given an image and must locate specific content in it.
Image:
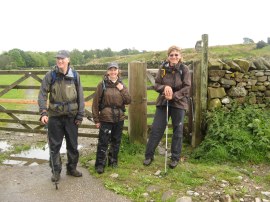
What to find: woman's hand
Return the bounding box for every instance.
[164,86,173,100]
[116,83,124,91]
[95,122,100,129]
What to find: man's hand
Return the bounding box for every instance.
[41,116,48,124]
[75,119,82,125]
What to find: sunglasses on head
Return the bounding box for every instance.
[169,54,179,57]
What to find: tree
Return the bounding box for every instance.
[256,40,268,49]
[243,37,254,44]
[0,54,12,69]
[70,49,84,65]
[8,49,26,67]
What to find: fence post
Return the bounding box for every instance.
[128,62,148,144]
[201,34,208,112]
[192,34,208,147]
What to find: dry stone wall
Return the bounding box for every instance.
[208,57,270,109]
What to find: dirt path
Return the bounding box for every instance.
[0,163,131,202]
[0,131,131,202]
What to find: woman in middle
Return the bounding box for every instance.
[92,62,131,174]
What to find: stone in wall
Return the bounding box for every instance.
[235,72,244,80]
[218,59,231,70]
[264,70,270,76]
[209,82,220,88]
[237,82,247,87]
[227,61,242,72]
[227,86,247,97]
[265,90,270,97]
[252,58,268,70]
[247,79,257,86]
[209,76,220,82]
[257,76,268,82]
[208,98,222,110]
[221,97,231,104]
[208,87,226,99]
[208,70,226,77]
[220,78,237,86]
[254,71,264,77]
[233,59,250,72]
[208,59,223,70]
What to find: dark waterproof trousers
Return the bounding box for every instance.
[145,106,185,162]
[48,116,79,173]
[95,121,124,168]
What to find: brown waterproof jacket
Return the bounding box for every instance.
[92,76,131,123]
[155,62,191,110]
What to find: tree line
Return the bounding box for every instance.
[0,48,143,69]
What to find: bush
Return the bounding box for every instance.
[191,104,270,163]
[256,40,268,49]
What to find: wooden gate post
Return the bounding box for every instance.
[192,34,208,147]
[128,62,148,144]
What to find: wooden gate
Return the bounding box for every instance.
[0,70,117,138]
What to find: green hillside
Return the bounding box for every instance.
[85,43,270,65]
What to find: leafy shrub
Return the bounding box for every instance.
[256,40,268,49]
[191,104,270,163]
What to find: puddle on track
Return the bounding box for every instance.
[0,140,82,166]
[0,141,12,152]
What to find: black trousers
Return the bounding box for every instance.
[145,106,185,161]
[95,121,124,168]
[48,116,79,173]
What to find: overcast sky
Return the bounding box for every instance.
[0,0,269,53]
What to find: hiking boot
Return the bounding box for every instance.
[51,172,60,182]
[110,162,118,168]
[66,169,82,177]
[96,166,104,174]
[169,160,178,169]
[143,157,153,166]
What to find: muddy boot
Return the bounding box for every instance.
[169,160,178,169]
[143,157,154,166]
[96,166,104,174]
[51,172,60,182]
[66,169,82,177]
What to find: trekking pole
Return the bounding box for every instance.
[165,100,169,174]
[45,125,58,190]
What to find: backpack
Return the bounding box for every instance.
[161,61,184,81]
[50,69,78,86]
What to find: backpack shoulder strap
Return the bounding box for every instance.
[72,69,78,86]
[50,70,57,85]
[98,80,106,110]
[179,64,184,82]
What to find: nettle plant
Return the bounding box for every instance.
[192,104,270,163]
